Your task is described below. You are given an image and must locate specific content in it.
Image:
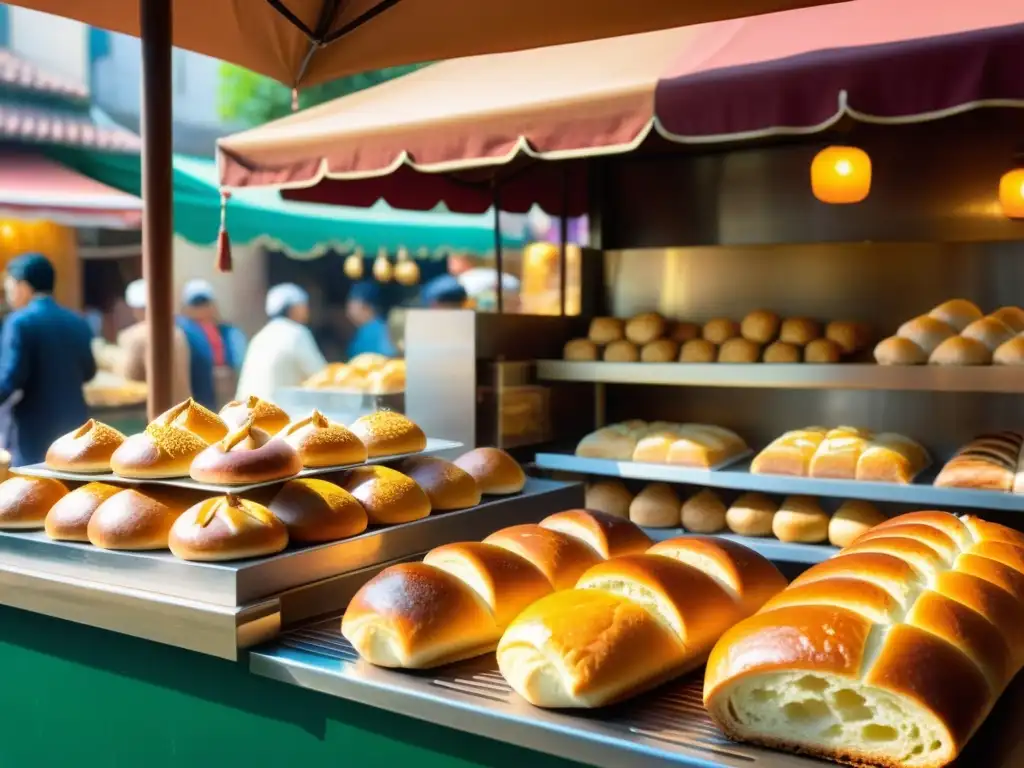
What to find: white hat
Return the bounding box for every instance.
[266,283,309,317]
[182,278,216,305]
[457,268,521,298]
[125,279,147,310]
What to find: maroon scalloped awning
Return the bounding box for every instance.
[218,0,1024,214]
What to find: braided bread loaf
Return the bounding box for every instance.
[704,510,1024,768]
[341,509,652,669]
[496,536,786,708]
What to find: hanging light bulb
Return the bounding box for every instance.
[372,247,393,282]
[343,247,364,279]
[811,146,871,204]
[394,246,420,286]
[998,169,1024,219]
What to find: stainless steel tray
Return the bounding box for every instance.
[643,528,837,565]
[15,437,462,493]
[536,453,1024,513]
[250,622,1024,768]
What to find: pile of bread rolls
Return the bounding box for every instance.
[564,311,870,364]
[585,479,885,548]
[83,371,149,408]
[575,420,749,469]
[934,431,1024,493]
[0,446,525,562]
[875,299,1024,365]
[303,354,406,394]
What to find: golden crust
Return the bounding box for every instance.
[0,476,68,529]
[279,410,367,468]
[349,411,427,458]
[269,478,368,543]
[45,419,125,473]
[219,396,291,437]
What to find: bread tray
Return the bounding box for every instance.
[251,620,1024,768]
[14,437,463,493]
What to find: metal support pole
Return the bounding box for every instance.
[491,180,503,314]
[559,168,569,316]
[140,0,175,419]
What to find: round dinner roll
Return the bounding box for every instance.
[269,478,368,543]
[44,482,121,542]
[961,316,1015,352]
[896,315,956,355]
[563,338,598,361]
[740,310,781,344]
[773,495,829,543]
[602,339,639,362]
[991,306,1024,333]
[628,482,680,528]
[825,320,871,355]
[483,524,602,589]
[625,312,665,345]
[778,317,821,346]
[804,338,842,363]
[702,318,740,345]
[0,475,68,530]
[828,499,886,549]
[539,508,652,559]
[928,335,992,365]
[993,336,1024,365]
[929,298,983,331]
[640,338,679,363]
[717,337,761,363]
[679,338,717,362]
[341,465,431,524]
[278,410,368,467]
[873,336,927,365]
[151,398,228,444]
[366,360,406,395]
[762,340,801,363]
[398,456,481,511]
[219,396,292,436]
[587,317,624,345]
[453,447,526,495]
[349,352,389,373]
[169,495,289,562]
[110,424,209,479]
[45,419,126,473]
[681,489,726,533]
[349,410,427,458]
[584,480,633,519]
[88,487,203,550]
[669,321,701,344]
[725,492,777,537]
[190,420,302,485]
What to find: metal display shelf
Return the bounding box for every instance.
[536,360,1024,393]
[251,622,1024,768]
[642,528,837,564]
[536,453,1024,513]
[0,478,583,659]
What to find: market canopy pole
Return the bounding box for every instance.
[140,0,174,419]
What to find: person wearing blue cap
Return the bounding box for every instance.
[420,274,469,309]
[345,282,397,360]
[0,253,95,466]
[175,279,248,409]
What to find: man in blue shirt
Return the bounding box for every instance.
[175,279,248,409]
[345,282,396,359]
[0,253,95,466]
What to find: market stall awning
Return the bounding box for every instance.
[218,0,1024,214]
[0,153,141,228]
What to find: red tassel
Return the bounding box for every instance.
[216,191,233,273]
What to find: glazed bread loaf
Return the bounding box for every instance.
[219,396,291,436]
[278,410,367,468]
[342,510,651,668]
[751,427,828,476]
[453,447,525,495]
[169,495,289,561]
[0,476,68,529]
[497,537,787,708]
[808,427,873,479]
[704,510,1024,768]
[349,410,427,457]
[855,432,930,484]
[269,478,368,543]
[44,482,121,541]
[190,420,302,485]
[45,419,125,473]
[575,424,640,460]
[340,465,431,525]
[399,456,481,511]
[635,424,748,469]
[934,432,1023,492]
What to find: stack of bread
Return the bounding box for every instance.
[934,431,1024,493]
[563,311,870,364]
[703,510,1024,768]
[585,480,885,548]
[752,426,930,484]
[575,420,749,469]
[875,299,1024,365]
[303,354,406,394]
[83,370,149,408]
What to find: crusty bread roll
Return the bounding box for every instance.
[584,480,633,519]
[219,396,291,437]
[0,475,68,530]
[110,424,209,479]
[151,398,228,444]
[803,338,841,363]
[399,456,481,511]
[640,338,679,363]
[827,499,885,548]
[574,425,639,461]
[602,339,640,362]
[539,508,652,559]
[751,427,828,476]
[704,511,1024,768]
[169,495,289,562]
[269,478,368,543]
[718,338,761,363]
[873,335,928,365]
[896,315,957,355]
[278,410,367,468]
[669,321,701,344]
[702,318,740,345]
[929,298,983,331]
[563,338,598,361]
[628,483,680,528]
[726,492,777,537]
[934,431,1022,492]
[682,489,726,533]
[825,321,870,355]
[587,317,624,345]
[190,419,302,485]
[772,495,828,543]
[341,465,431,524]
[349,410,427,457]
[497,537,787,708]
[778,317,821,346]
[855,432,930,484]
[624,312,666,345]
[808,426,873,480]
[762,341,801,363]
[740,310,780,344]
[929,335,992,365]
[44,481,121,541]
[993,335,1024,365]
[88,487,202,550]
[991,306,1024,333]
[961,316,1014,352]
[679,338,717,362]
[45,419,125,473]
[452,447,525,495]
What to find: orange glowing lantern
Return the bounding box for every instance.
[999,169,1024,219]
[811,146,871,204]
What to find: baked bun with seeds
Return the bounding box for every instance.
[45,419,125,473]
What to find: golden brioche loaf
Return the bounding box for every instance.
[398,456,481,511]
[751,427,828,476]
[44,482,121,541]
[190,419,302,485]
[219,396,291,436]
[45,419,125,473]
[340,465,431,524]
[574,425,640,460]
[349,410,427,457]
[169,495,288,561]
[278,410,367,468]
[452,447,525,495]
[269,478,368,543]
[0,476,68,530]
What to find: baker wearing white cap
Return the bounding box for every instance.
[235,283,327,401]
[115,279,192,403]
